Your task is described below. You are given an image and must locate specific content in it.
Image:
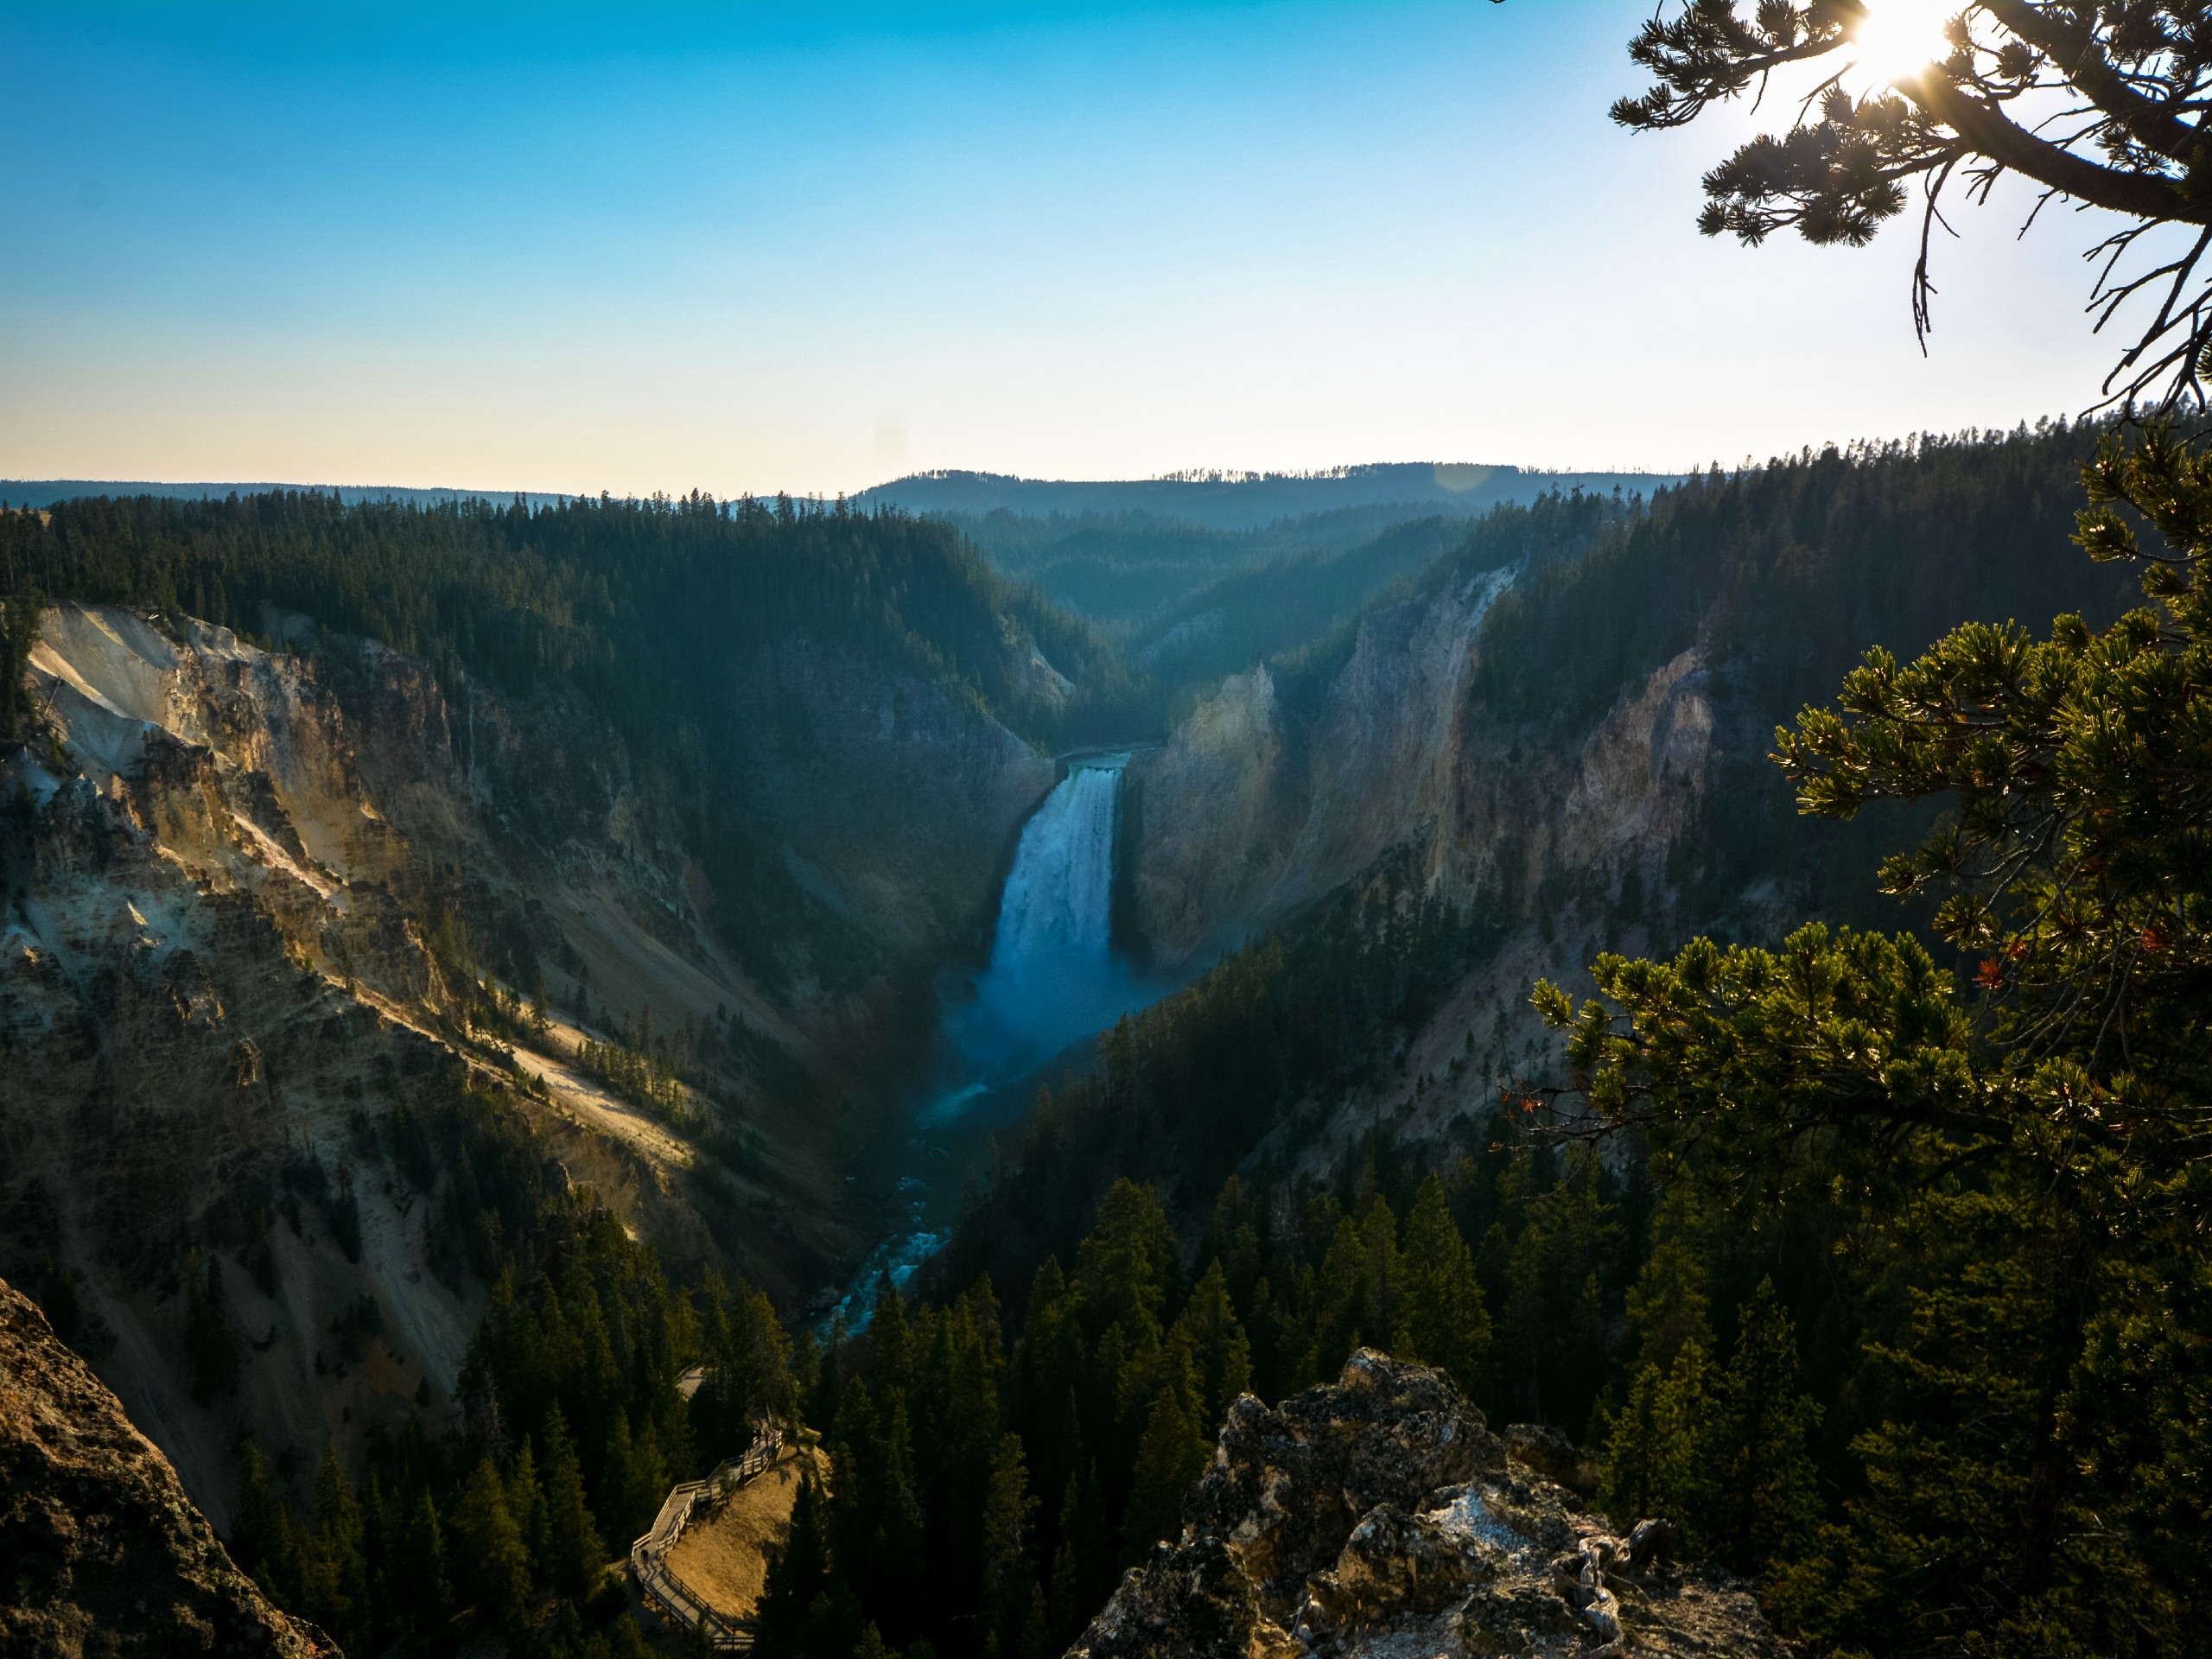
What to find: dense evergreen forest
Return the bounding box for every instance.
[944,502,1477,633]
[15,420,2206,1656]
[1476,422,2146,954]
[0,490,1128,738]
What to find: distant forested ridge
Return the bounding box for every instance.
[0,477,575,511]
[943,502,1442,633]
[855,461,1675,530]
[0,488,1139,993]
[0,488,1129,741]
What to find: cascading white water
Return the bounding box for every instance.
[835,753,1159,1331]
[961,758,1137,1069]
[988,765,1119,976]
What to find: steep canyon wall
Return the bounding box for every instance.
[0,602,1052,1527]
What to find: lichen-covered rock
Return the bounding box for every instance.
[0,1274,337,1656]
[1080,1535,1302,1659]
[1302,1503,1496,1630]
[1067,1351,1789,1659]
[1185,1347,1504,1621]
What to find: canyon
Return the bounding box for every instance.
[0,429,2144,1649]
[0,594,1055,1527]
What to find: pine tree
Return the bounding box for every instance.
[1311,1214,1367,1376]
[1048,1461,1111,1647]
[874,1398,929,1635]
[1395,1173,1491,1398]
[230,1440,300,1600]
[1356,1188,1401,1351]
[871,1276,915,1396]
[542,1406,606,1596]
[395,1487,450,1633]
[1205,1174,1267,1313]
[1120,1388,1204,1567]
[508,1437,548,1578]
[1717,1278,1822,1572]
[1599,1330,1732,1554]
[1498,1147,1618,1427]
[308,1447,367,1643]
[1624,1180,1710,1372]
[602,1410,643,1543]
[601,1407,658,1557]
[757,1470,832,1656]
[1016,1579,1051,1659]
[1599,1361,1668,1529]
[1171,1260,1252,1429]
[1075,1180,1179,1343]
[977,1433,1037,1656]
[452,1454,531,1630]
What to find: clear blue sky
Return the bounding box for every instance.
[0,2,2128,495]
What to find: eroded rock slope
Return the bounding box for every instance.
[0,601,1051,1528]
[0,1274,336,1659]
[1128,567,1515,969]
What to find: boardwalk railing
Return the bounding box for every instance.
[629,1417,785,1651]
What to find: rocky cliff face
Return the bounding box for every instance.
[727,636,1054,972]
[0,1274,336,1659]
[1069,1352,1786,1659]
[1119,544,1767,1177]
[0,602,1052,1530]
[1128,568,1514,969]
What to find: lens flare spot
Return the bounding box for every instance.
[1851,0,1956,86]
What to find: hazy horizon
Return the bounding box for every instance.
[1,453,1687,506]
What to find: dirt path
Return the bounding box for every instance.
[662,1444,831,1620]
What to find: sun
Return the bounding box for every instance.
[1849,0,1958,86]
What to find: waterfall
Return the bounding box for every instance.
[834,753,1156,1333]
[962,758,1136,1069]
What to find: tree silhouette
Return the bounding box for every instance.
[1613,2,2212,402]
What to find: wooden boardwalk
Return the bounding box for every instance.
[629,1417,784,1651]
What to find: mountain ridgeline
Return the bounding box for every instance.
[3,416,2193,1659]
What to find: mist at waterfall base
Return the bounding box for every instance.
[831,758,1172,1329]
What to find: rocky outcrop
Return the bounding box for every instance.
[0,1274,336,1658]
[1069,1351,1787,1659]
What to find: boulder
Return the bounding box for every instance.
[1067,1351,1788,1659]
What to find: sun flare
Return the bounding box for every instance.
[1850,0,1957,86]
